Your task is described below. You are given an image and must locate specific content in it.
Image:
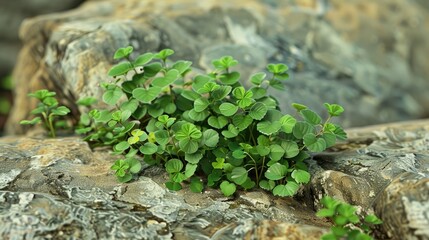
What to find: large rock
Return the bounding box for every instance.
[6,0,429,134]
[1,120,429,239]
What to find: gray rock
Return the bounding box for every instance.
[6,0,429,134]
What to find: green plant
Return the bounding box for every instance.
[316,196,383,240]
[79,46,346,195]
[20,89,71,137]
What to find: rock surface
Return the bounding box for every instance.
[1,120,429,239]
[6,0,429,134]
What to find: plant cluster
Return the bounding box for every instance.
[20,89,71,137]
[74,46,347,197]
[316,196,383,240]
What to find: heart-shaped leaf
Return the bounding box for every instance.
[257,121,281,135]
[139,142,158,155]
[194,97,210,112]
[250,72,266,85]
[211,86,232,100]
[265,163,287,180]
[281,141,300,158]
[219,72,240,85]
[259,180,276,191]
[208,116,228,129]
[303,133,327,152]
[219,102,238,116]
[220,181,236,197]
[232,114,253,131]
[269,144,285,161]
[133,87,162,103]
[151,69,180,87]
[203,129,219,148]
[293,121,315,139]
[291,169,310,184]
[185,151,203,164]
[249,102,267,120]
[134,52,154,66]
[103,87,124,105]
[324,103,344,117]
[113,46,133,59]
[272,181,299,197]
[231,167,248,185]
[301,109,322,125]
[279,114,296,133]
[165,159,184,173]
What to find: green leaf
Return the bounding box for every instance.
[291,103,308,112]
[232,86,246,99]
[324,103,344,117]
[172,60,192,75]
[181,90,201,101]
[139,142,158,155]
[143,62,163,77]
[76,97,97,106]
[155,48,175,60]
[293,121,315,139]
[250,87,267,100]
[126,158,142,174]
[364,214,383,224]
[165,159,184,173]
[165,181,182,191]
[219,72,240,85]
[175,123,202,140]
[322,132,337,148]
[148,104,164,118]
[20,117,41,125]
[240,177,256,190]
[113,46,133,59]
[28,89,55,100]
[249,102,267,120]
[219,181,236,197]
[237,97,254,109]
[212,157,225,169]
[231,167,248,185]
[192,75,211,92]
[194,97,210,112]
[259,180,276,191]
[212,56,238,70]
[291,169,310,184]
[267,63,288,74]
[232,114,253,131]
[219,102,238,117]
[132,87,162,103]
[185,151,203,164]
[114,141,130,153]
[155,130,169,145]
[103,87,124,105]
[257,121,282,135]
[134,52,154,66]
[119,99,138,114]
[151,69,180,87]
[190,178,204,193]
[117,174,133,183]
[269,144,285,161]
[279,114,296,133]
[333,125,347,140]
[316,208,336,218]
[232,150,246,159]
[108,62,133,76]
[208,116,228,129]
[203,129,219,148]
[265,163,287,180]
[255,146,270,157]
[211,85,232,100]
[221,124,239,138]
[188,109,209,121]
[269,79,284,90]
[250,72,266,85]
[179,139,199,154]
[303,133,327,152]
[272,181,299,197]
[281,141,300,158]
[301,109,322,125]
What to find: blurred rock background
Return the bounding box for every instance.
[2,0,429,134]
[0,0,84,134]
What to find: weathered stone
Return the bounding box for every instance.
[7,0,429,134]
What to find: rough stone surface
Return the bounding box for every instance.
[1,120,429,239]
[6,0,429,134]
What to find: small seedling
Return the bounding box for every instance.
[20,89,70,137]
[316,196,383,240]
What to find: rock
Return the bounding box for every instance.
[6,0,429,134]
[0,135,330,239]
[303,119,429,240]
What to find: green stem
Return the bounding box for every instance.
[258,156,266,185]
[47,114,56,138]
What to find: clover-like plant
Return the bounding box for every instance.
[316,196,383,240]
[20,89,71,137]
[79,46,346,196]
